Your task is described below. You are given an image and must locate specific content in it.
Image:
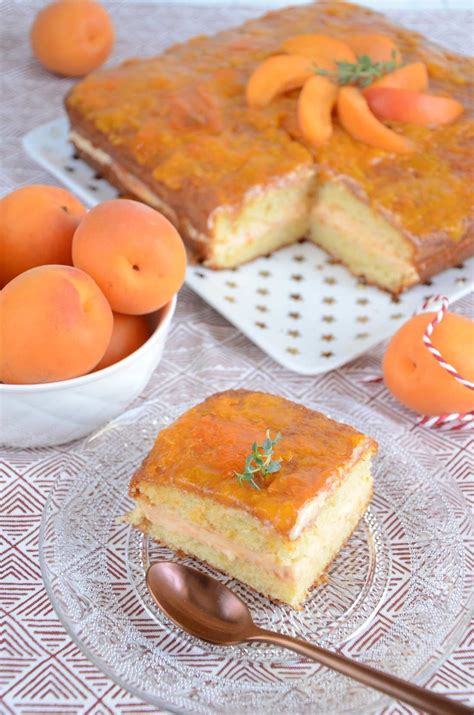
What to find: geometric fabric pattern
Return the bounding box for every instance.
[1,2,473,713]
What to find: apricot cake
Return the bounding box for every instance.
[65,1,473,294]
[125,390,378,608]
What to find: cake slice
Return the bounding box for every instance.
[125,390,378,608]
[66,1,473,294]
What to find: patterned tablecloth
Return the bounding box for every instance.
[1,2,473,713]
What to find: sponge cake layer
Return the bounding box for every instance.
[127,451,373,608]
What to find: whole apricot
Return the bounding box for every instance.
[0,184,86,287]
[94,313,151,371]
[0,265,113,384]
[30,0,114,77]
[72,199,187,314]
[383,312,474,416]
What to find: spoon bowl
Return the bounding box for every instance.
[146,560,471,715]
[146,560,253,644]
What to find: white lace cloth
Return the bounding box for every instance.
[0,2,472,713]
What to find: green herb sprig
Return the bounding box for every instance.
[235,430,282,490]
[315,50,401,88]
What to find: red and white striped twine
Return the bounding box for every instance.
[421,294,474,390]
[362,294,474,431]
[417,412,473,431]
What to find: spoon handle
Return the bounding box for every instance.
[248,627,472,715]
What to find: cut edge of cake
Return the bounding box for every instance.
[71,128,318,268]
[70,128,428,294]
[71,121,474,295]
[310,180,421,294]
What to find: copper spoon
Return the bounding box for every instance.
[147,561,472,715]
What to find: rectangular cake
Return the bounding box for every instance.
[125,390,378,608]
[65,1,473,295]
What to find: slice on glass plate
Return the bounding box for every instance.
[39,393,473,714]
[125,390,378,609]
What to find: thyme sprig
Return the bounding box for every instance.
[235,430,282,490]
[315,50,401,88]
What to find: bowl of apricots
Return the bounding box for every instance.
[0,186,186,448]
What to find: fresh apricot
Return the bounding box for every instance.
[337,86,415,153]
[346,33,401,63]
[367,62,429,92]
[282,34,355,68]
[0,265,113,384]
[246,55,313,108]
[383,312,474,416]
[365,88,464,126]
[297,76,338,147]
[30,0,114,77]
[72,199,186,314]
[0,184,86,287]
[94,313,151,371]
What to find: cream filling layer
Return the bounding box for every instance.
[138,500,309,583]
[288,442,371,539]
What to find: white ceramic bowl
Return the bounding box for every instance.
[0,296,176,448]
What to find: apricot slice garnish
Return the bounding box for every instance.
[246,54,313,108]
[346,33,401,63]
[365,88,464,126]
[297,76,338,147]
[337,86,415,153]
[281,34,355,70]
[367,62,429,92]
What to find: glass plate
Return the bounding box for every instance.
[39,398,473,714]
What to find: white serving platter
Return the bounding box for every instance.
[23,117,473,375]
